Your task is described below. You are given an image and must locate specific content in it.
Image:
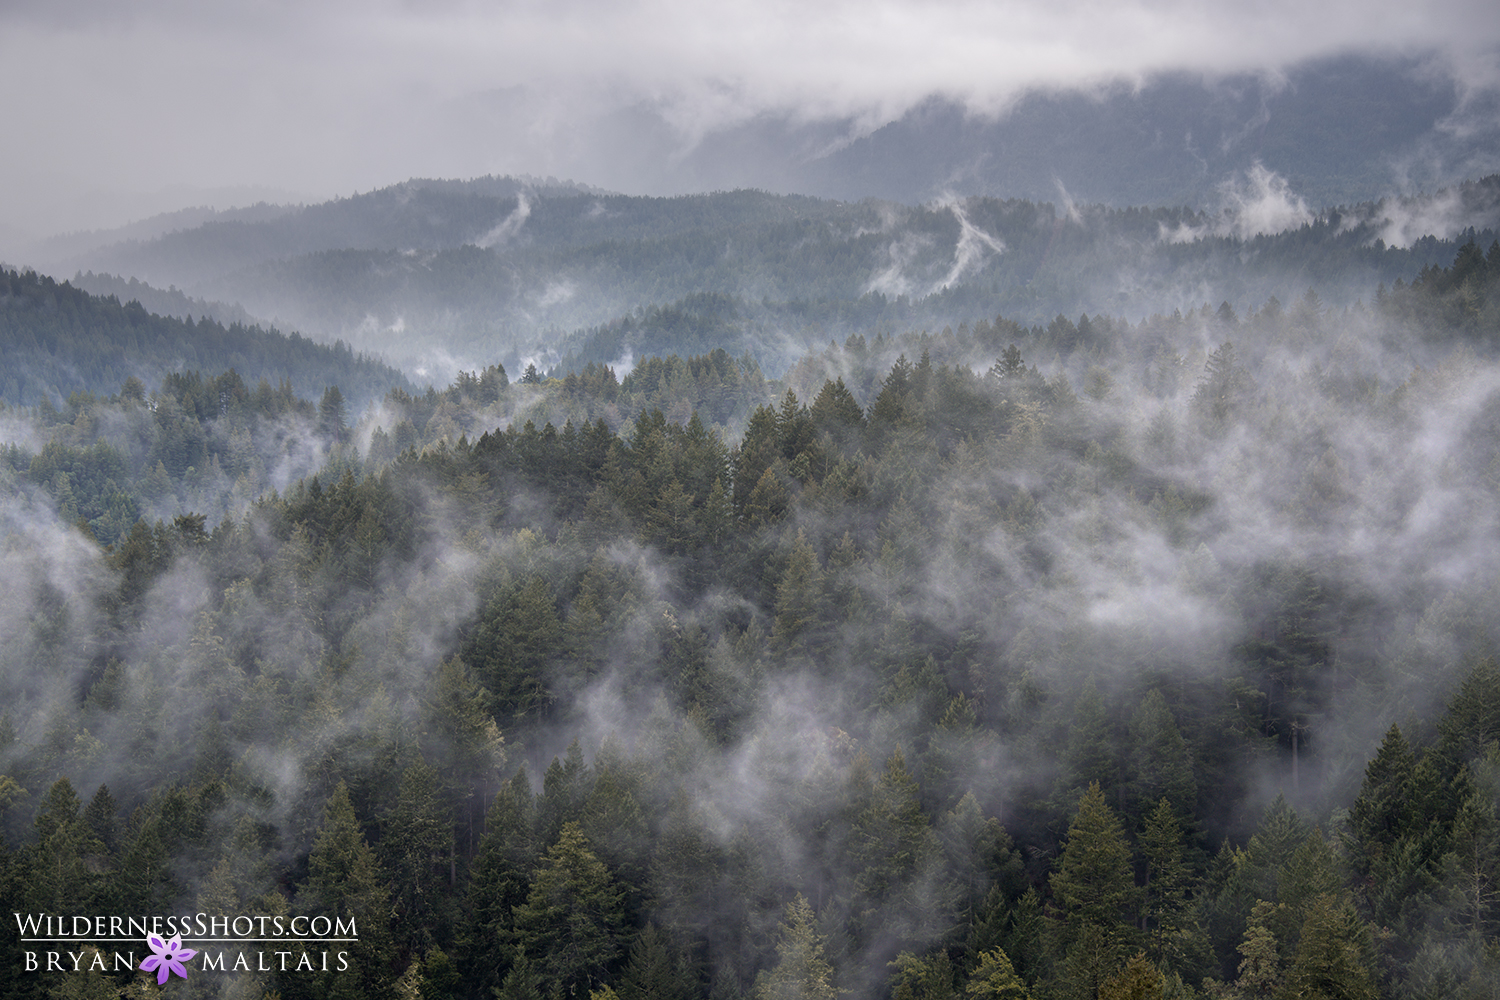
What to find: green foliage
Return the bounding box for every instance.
[753,895,840,1000]
[510,822,627,1000]
[302,782,396,1000]
[0,267,407,408]
[965,947,1031,999]
[7,233,1500,1000]
[1276,893,1377,1000]
[1050,783,1138,993]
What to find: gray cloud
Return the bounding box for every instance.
[1,0,1497,240]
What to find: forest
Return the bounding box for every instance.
[1,238,1500,1000]
[41,176,1500,385]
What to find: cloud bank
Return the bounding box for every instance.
[1,0,1498,238]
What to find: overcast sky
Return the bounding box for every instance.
[2,0,1498,241]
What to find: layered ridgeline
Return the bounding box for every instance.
[41,176,1500,383]
[0,267,409,409]
[1,242,1500,999]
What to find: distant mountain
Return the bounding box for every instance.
[663,55,1499,210]
[41,172,1500,384]
[69,270,264,330]
[27,202,300,267]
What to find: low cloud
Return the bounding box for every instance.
[475,193,531,249]
[1161,163,1313,242]
[1,0,1498,235]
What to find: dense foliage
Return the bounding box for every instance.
[54,178,1500,384]
[0,268,409,409]
[3,242,1500,1000]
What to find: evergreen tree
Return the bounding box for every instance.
[752,895,840,1000]
[496,949,545,1000]
[420,656,506,856]
[26,778,102,914]
[1137,799,1204,978]
[302,782,394,1000]
[1233,900,1287,999]
[770,530,825,659]
[462,771,537,997]
[617,923,698,1000]
[1049,783,1137,995]
[964,947,1031,999]
[852,747,943,947]
[380,759,453,961]
[510,822,626,999]
[889,948,958,1000]
[1127,691,1196,821]
[1277,893,1377,1000]
[1059,680,1120,807]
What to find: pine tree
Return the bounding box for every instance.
[1137,799,1203,977]
[852,747,943,944]
[423,946,462,1000]
[579,744,650,896]
[809,378,867,460]
[1443,763,1500,948]
[1277,893,1377,1000]
[462,771,536,997]
[1435,658,1500,781]
[770,529,825,659]
[964,947,1031,999]
[889,948,958,1000]
[496,949,545,1000]
[753,895,840,1000]
[1233,900,1286,999]
[302,781,394,1000]
[421,656,506,855]
[743,466,790,528]
[616,923,698,1000]
[539,739,592,844]
[510,822,626,999]
[1347,724,1417,879]
[1191,341,1252,434]
[380,759,453,961]
[26,778,102,914]
[1127,690,1196,821]
[1049,783,1137,991]
[1058,681,1120,807]
[1097,952,1165,1000]
[468,575,562,722]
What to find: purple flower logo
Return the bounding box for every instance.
[140,936,196,984]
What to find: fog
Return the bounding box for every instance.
[2,0,1498,241]
[4,276,1499,991]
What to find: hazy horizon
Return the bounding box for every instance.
[3,0,1499,243]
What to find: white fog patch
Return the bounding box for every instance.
[475,192,531,249]
[0,411,44,453]
[932,196,1006,292]
[1219,163,1313,237]
[1368,186,1489,247]
[1161,163,1313,242]
[354,312,407,342]
[536,279,576,307]
[355,400,405,456]
[864,230,933,298]
[850,200,908,240]
[864,197,1006,298]
[263,412,335,495]
[409,345,489,390]
[1054,178,1083,224]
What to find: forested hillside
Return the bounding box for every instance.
[2,241,1500,1000]
[0,268,409,409]
[44,177,1500,384]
